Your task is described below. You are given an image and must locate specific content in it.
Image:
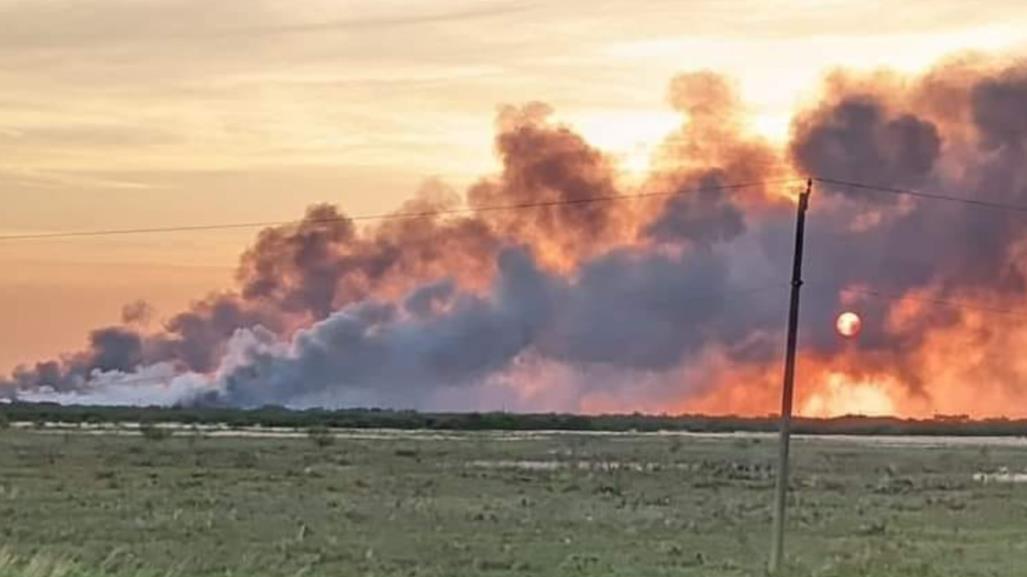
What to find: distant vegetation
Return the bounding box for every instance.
[1,402,1024,436]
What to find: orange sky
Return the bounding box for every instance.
[2,0,1026,374]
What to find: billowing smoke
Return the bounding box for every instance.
[7,55,1027,417]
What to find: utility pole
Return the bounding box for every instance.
[768,177,812,574]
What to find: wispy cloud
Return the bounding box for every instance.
[0,1,535,49]
[210,2,535,38]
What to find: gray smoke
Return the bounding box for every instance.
[216,247,554,407]
[644,171,747,245]
[206,239,786,408]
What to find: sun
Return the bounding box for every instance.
[836,311,862,338]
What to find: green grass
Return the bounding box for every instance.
[0,428,1024,576]
[0,548,171,577]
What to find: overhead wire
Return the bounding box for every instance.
[830,285,1027,322]
[0,178,804,242]
[801,176,1027,320]
[8,173,1027,327]
[814,177,1027,215]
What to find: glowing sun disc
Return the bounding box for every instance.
[836,311,862,338]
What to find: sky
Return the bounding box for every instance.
[2,0,1026,375]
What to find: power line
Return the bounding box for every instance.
[842,286,1027,321]
[815,177,1027,215]
[13,175,1021,244]
[0,178,804,242]
[807,282,1027,321]
[6,176,1027,242]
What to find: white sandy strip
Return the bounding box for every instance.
[973,470,1027,483]
[8,421,1027,447]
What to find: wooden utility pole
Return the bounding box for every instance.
[768,177,812,574]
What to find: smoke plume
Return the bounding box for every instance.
[7,54,1027,418]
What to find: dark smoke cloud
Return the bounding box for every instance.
[237,204,360,319]
[217,247,554,407]
[791,96,941,197]
[539,246,741,369]
[148,294,281,373]
[9,327,144,392]
[468,102,632,264]
[644,171,746,245]
[121,300,154,325]
[646,71,785,247]
[971,66,1027,152]
[88,328,144,373]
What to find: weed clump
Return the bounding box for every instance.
[139,423,172,441]
[307,426,335,448]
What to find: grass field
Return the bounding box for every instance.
[0,426,1025,576]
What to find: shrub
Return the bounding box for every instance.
[139,423,172,441]
[307,426,335,448]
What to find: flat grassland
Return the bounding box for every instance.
[0,427,1025,576]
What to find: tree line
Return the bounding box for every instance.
[1,402,1025,436]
